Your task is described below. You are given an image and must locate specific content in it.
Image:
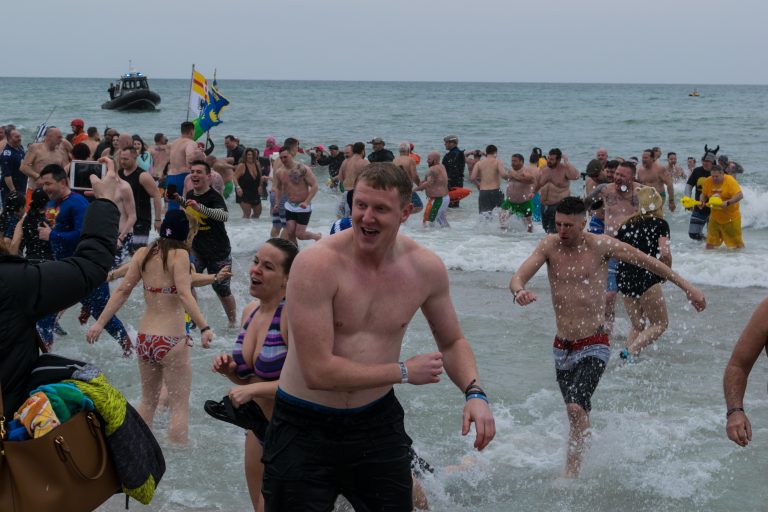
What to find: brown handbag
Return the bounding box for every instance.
[0,384,122,512]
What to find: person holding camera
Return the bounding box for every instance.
[1,161,121,416]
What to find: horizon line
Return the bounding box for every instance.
[0,75,766,87]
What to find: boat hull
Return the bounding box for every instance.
[101,89,161,111]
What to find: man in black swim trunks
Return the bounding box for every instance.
[509,197,706,478]
[263,162,495,510]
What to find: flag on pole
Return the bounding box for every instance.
[34,123,48,143]
[189,69,209,118]
[192,82,230,140]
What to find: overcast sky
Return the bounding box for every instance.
[4,0,765,84]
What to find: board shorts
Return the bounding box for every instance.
[269,191,287,228]
[193,254,232,297]
[688,209,709,241]
[501,198,533,217]
[588,215,605,234]
[411,191,423,209]
[284,201,312,226]
[706,217,743,248]
[478,189,504,213]
[553,332,610,412]
[424,194,450,227]
[165,172,189,211]
[262,388,413,511]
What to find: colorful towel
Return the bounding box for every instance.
[14,392,60,438]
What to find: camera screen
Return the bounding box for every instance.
[71,161,105,189]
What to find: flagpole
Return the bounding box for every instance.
[34,106,57,143]
[186,64,195,122]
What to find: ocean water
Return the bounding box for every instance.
[2,77,767,511]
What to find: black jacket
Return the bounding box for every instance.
[316,153,345,177]
[0,199,118,415]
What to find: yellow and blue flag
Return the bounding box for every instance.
[193,80,229,140]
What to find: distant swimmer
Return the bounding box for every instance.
[666,151,686,181]
[337,142,367,216]
[699,165,744,249]
[273,147,321,244]
[262,162,494,510]
[393,141,423,213]
[637,149,675,212]
[167,122,205,211]
[20,127,71,207]
[509,196,705,478]
[723,297,768,447]
[595,147,609,168]
[585,161,643,333]
[534,148,580,233]
[470,145,506,216]
[414,151,450,227]
[500,153,535,232]
[684,151,715,240]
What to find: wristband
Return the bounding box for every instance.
[466,393,488,403]
[399,361,408,384]
[200,326,211,333]
[726,407,744,418]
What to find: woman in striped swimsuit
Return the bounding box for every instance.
[211,238,298,511]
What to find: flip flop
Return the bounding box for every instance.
[204,396,269,439]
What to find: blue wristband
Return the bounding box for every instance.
[466,393,488,403]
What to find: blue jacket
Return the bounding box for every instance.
[46,192,90,260]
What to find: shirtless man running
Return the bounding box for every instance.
[338,141,368,217]
[510,196,705,478]
[273,147,321,244]
[20,127,71,207]
[414,151,450,227]
[393,142,422,213]
[167,122,204,211]
[500,153,535,232]
[535,148,580,233]
[470,144,507,215]
[637,149,675,212]
[262,162,494,510]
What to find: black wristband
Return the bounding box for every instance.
[726,407,744,418]
[200,326,211,333]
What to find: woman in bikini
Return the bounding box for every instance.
[209,237,298,511]
[86,209,214,444]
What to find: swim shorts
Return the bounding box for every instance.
[411,191,423,209]
[688,209,709,241]
[502,199,533,218]
[555,356,607,412]
[285,201,312,226]
[262,388,413,511]
[165,172,189,211]
[193,254,233,297]
[478,189,504,213]
[588,215,605,234]
[269,191,287,228]
[706,218,743,248]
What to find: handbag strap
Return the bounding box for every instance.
[54,413,109,481]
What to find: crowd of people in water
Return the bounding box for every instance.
[0,118,763,511]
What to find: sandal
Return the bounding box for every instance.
[204,396,269,439]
